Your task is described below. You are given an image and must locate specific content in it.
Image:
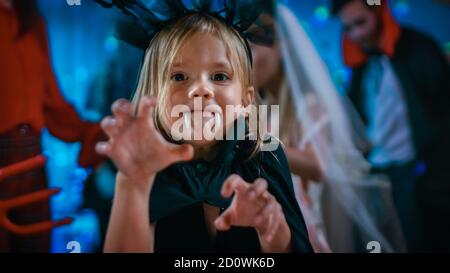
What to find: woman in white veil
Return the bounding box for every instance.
[247,1,406,252]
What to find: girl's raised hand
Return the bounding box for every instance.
[214,174,290,244]
[95,96,194,187]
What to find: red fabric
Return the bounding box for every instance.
[0,7,106,168]
[342,2,402,67]
[0,126,50,252]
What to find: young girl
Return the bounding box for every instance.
[94,8,312,253]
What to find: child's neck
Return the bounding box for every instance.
[192,141,220,161]
[189,120,243,161]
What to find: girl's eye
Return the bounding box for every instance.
[171,73,187,82]
[212,73,230,82]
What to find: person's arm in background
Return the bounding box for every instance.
[285,145,324,185]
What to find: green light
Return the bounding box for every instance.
[445,42,450,54]
[314,6,329,22]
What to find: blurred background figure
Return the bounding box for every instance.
[35,0,142,253]
[331,0,450,252]
[249,0,405,253]
[248,2,330,253]
[0,0,105,252]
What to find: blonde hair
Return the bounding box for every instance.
[133,13,262,157]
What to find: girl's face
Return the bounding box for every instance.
[166,32,254,148]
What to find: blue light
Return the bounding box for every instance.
[333,68,352,85]
[61,75,74,91]
[414,161,427,176]
[73,167,89,182]
[393,0,410,18]
[75,67,88,83]
[42,150,52,160]
[314,6,329,23]
[104,36,119,53]
[54,152,69,167]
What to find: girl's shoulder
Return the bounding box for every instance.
[238,137,287,168]
[235,136,285,161]
[236,137,293,191]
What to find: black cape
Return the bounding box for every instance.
[149,138,313,253]
[347,27,450,207]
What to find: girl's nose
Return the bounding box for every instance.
[188,80,214,100]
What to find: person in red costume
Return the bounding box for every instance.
[332,0,450,252]
[0,0,106,252]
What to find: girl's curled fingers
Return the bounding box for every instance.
[221,174,248,198]
[137,96,157,120]
[111,99,132,118]
[248,178,268,201]
[95,141,112,157]
[100,116,120,138]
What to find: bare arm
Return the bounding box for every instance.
[257,210,291,253]
[96,97,193,253]
[285,146,323,182]
[104,173,155,252]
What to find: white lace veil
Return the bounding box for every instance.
[275,3,406,253]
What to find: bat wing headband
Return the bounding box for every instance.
[94,0,276,65]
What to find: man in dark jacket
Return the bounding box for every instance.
[332,0,450,252]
